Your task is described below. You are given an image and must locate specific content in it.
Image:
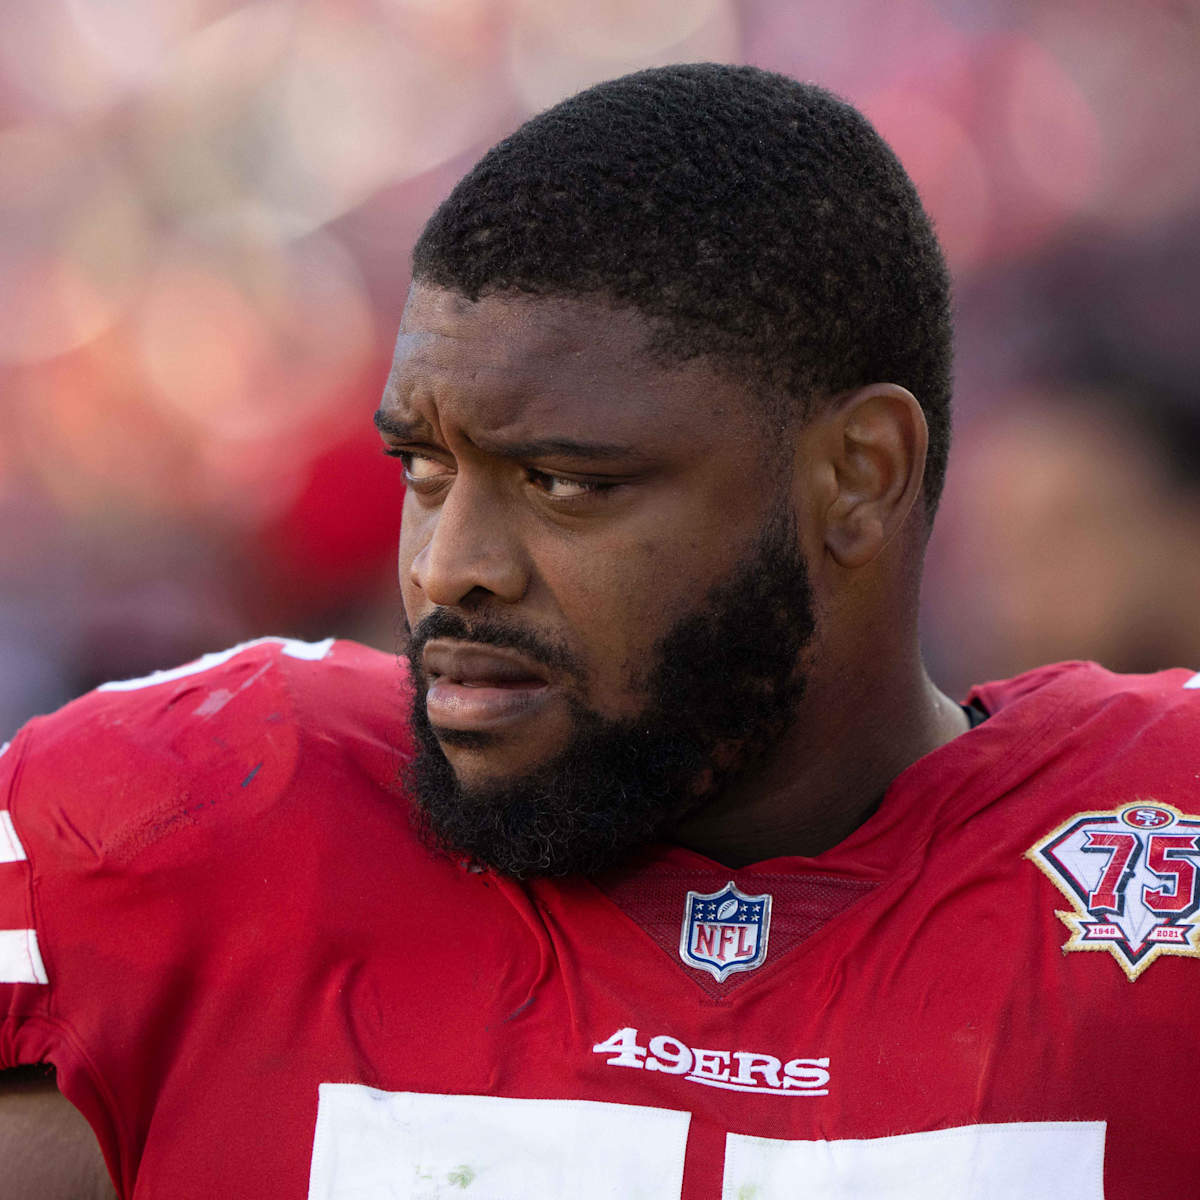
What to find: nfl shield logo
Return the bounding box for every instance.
[678,881,772,982]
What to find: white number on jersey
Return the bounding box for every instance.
[307,1087,1105,1199]
[307,1086,690,1199]
[723,1120,1105,1200]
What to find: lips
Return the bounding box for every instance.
[421,640,555,732]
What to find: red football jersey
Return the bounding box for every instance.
[2,637,1199,1198]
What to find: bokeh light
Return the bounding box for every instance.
[65,0,210,89]
[1001,37,1102,217]
[0,0,129,116]
[0,124,149,362]
[509,0,739,111]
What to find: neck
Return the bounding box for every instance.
[671,641,968,867]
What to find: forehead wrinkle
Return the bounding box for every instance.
[387,337,627,453]
[388,287,760,459]
[377,375,640,463]
[387,325,550,412]
[383,365,546,451]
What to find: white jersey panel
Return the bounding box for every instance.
[722,1120,1106,1200]
[308,1087,691,1200]
[0,928,48,985]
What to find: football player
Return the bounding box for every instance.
[2,64,1197,1199]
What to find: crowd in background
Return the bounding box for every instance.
[2,0,1199,737]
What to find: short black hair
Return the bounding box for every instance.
[414,63,953,516]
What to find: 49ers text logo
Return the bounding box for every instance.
[592,1026,829,1096]
[1028,802,1200,980]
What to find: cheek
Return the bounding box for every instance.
[547,536,703,708]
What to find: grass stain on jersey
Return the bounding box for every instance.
[447,1164,476,1188]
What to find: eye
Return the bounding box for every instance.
[383,448,452,487]
[526,469,617,500]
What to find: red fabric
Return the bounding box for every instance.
[2,644,1199,1197]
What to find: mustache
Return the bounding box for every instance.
[404,608,584,680]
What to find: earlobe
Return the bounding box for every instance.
[821,384,927,569]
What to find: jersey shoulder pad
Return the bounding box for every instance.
[4,637,411,871]
[968,660,1200,719]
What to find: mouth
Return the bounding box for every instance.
[420,639,556,732]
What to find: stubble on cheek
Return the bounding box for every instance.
[556,546,692,721]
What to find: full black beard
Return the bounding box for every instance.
[404,508,816,878]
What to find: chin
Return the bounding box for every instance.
[432,728,563,792]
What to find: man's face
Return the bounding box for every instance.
[379,286,817,875]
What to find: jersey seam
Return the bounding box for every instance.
[3,726,134,1194]
[10,1011,132,1196]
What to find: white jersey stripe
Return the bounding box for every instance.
[1185,672,1200,689]
[0,812,27,863]
[0,928,48,985]
[99,636,335,692]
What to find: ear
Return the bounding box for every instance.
[817,384,928,569]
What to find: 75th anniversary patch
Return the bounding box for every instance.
[1028,802,1200,980]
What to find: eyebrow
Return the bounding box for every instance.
[373,409,641,463]
[374,410,433,441]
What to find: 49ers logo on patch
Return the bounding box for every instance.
[1028,802,1200,980]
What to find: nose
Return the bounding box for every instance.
[404,477,529,608]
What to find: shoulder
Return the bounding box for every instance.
[968,660,1200,729]
[32,635,406,744]
[961,661,1200,813]
[2,637,414,870]
[964,666,1200,990]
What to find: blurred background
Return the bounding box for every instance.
[2,0,1199,738]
